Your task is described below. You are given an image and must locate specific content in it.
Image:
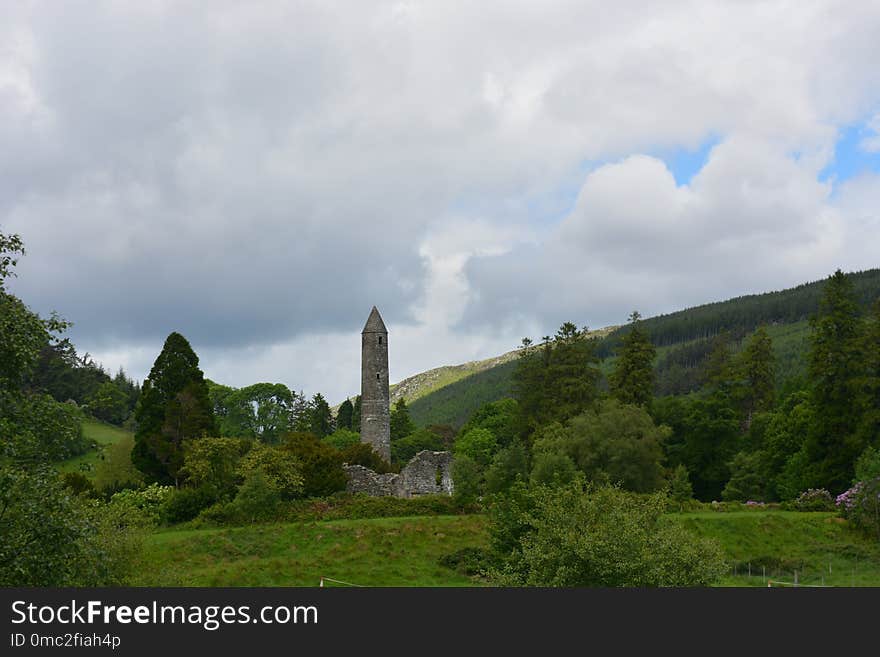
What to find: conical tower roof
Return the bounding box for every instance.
[362,306,388,333]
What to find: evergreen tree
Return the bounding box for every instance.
[351,395,362,433]
[735,326,775,429]
[337,398,354,430]
[390,397,416,441]
[609,311,656,407]
[308,393,333,438]
[855,299,880,448]
[132,332,216,484]
[805,269,863,492]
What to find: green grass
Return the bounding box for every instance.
[57,419,133,477]
[136,515,489,587]
[134,509,880,587]
[673,510,880,587]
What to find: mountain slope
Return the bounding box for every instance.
[408,268,880,429]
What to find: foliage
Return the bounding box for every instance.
[392,427,445,464]
[484,440,530,494]
[454,427,498,467]
[489,480,726,586]
[307,393,334,438]
[514,323,601,434]
[336,398,354,430]
[451,455,483,505]
[93,433,144,493]
[222,383,295,443]
[338,442,396,473]
[282,432,347,497]
[668,464,694,503]
[534,399,668,493]
[132,332,216,484]
[836,479,880,540]
[438,547,493,577]
[110,483,174,524]
[181,436,250,497]
[231,470,282,522]
[805,269,864,492]
[87,380,131,425]
[61,471,97,498]
[722,451,768,502]
[390,397,416,441]
[529,451,577,488]
[238,442,305,500]
[161,486,218,524]
[0,465,147,585]
[322,427,361,451]
[609,311,656,407]
[789,488,835,512]
[458,398,520,449]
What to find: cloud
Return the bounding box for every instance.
[2,1,879,397]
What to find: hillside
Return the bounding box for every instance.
[133,510,880,586]
[408,268,880,429]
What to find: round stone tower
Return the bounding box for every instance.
[361,306,390,461]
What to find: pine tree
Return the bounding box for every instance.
[735,326,775,429]
[805,269,863,491]
[609,311,656,407]
[351,395,362,433]
[308,393,333,438]
[390,397,416,441]
[336,398,354,430]
[855,299,880,447]
[132,332,216,484]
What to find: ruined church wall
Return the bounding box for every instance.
[343,450,453,498]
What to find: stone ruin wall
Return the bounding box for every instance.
[343,450,454,498]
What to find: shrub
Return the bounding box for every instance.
[232,470,281,521]
[837,478,880,539]
[340,442,397,473]
[322,428,361,451]
[490,479,726,586]
[238,442,304,500]
[282,432,346,497]
[790,488,835,511]
[61,471,97,497]
[181,436,250,497]
[451,455,482,505]
[110,483,173,524]
[529,452,576,488]
[392,427,446,464]
[161,486,217,524]
[454,428,497,467]
[438,547,494,577]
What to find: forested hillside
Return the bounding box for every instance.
[410,268,880,429]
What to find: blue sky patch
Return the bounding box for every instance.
[651,135,721,186]
[819,120,880,186]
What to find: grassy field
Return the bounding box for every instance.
[674,510,880,586]
[135,509,880,587]
[136,515,488,587]
[57,419,133,477]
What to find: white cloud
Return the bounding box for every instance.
[2,1,880,397]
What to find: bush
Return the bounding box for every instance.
[232,470,281,521]
[392,427,446,464]
[61,471,97,497]
[282,432,346,497]
[454,428,497,467]
[489,479,726,586]
[837,478,880,539]
[790,488,835,511]
[238,442,304,500]
[438,547,494,577]
[161,486,217,524]
[322,428,361,451]
[110,483,173,524]
[451,455,482,505]
[340,442,397,474]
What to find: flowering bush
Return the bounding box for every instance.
[791,488,835,512]
[836,478,880,539]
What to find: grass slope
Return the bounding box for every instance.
[57,419,133,477]
[674,511,880,587]
[135,510,880,587]
[136,515,488,587]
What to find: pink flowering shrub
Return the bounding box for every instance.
[836,478,880,539]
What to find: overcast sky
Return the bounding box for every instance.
[3,1,880,403]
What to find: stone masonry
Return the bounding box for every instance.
[343,450,454,498]
[360,306,391,462]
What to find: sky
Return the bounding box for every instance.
[2,1,880,403]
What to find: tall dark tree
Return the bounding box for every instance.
[609,311,656,407]
[351,395,362,433]
[132,332,216,484]
[336,398,354,431]
[514,323,601,434]
[855,299,880,448]
[308,393,333,438]
[734,326,775,429]
[390,397,416,441]
[805,269,863,491]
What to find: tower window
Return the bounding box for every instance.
[378,336,382,344]
[377,373,380,380]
